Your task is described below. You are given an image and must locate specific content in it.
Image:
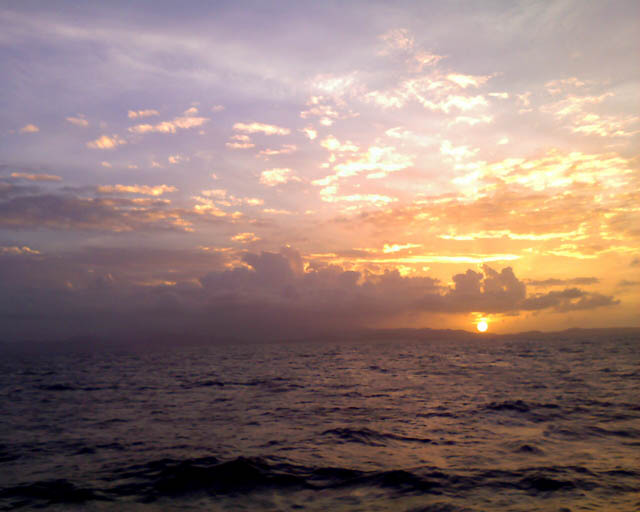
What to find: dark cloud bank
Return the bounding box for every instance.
[0,247,619,345]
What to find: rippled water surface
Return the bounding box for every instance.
[1,334,639,511]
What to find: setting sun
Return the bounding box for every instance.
[477,320,488,332]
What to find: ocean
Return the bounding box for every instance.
[1,333,638,511]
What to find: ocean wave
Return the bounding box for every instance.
[322,427,435,446]
[1,455,637,509]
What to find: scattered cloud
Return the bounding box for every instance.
[66,116,88,127]
[226,133,255,149]
[127,109,160,119]
[168,154,189,164]
[10,172,62,182]
[86,134,127,149]
[233,122,290,135]
[97,184,177,196]
[129,114,209,134]
[260,168,300,186]
[258,144,297,158]
[19,124,39,134]
[527,277,600,287]
[231,232,260,243]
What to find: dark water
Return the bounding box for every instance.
[1,334,639,511]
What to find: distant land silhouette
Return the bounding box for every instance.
[2,326,638,354]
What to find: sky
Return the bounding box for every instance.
[1,0,639,342]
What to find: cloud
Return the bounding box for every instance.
[86,134,127,149]
[527,277,600,287]
[379,28,414,53]
[97,184,177,196]
[231,232,260,243]
[127,109,159,118]
[168,154,189,164]
[521,288,619,312]
[10,172,62,182]
[302,127,317,140]
[128,115,209,134]
[260,168,300,186]
[0,247,621,342]
[0,245,40,256]
[19,124,39,133]
[226,134,255,149]
[446,73,491,88]
[0,192,191,232]
[258,144,297,158]
[233,122,290,135]
[66,116,89,127]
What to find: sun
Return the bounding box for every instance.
[477,320,488,332]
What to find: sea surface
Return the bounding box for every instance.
[1,333,639,511]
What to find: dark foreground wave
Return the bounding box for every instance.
[2,454,639,510]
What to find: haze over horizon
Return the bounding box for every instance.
[1,1,639,342]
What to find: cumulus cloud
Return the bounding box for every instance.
[0,247,620,343]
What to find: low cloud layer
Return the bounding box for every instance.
[0,247,619,343]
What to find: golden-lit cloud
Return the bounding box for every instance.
[127,109,160,118]
[260,168,301,186]
[10,172,62,182]
[128,114,209,134]
[0,245,41,255]
[86,134,127,149]
[226,133,255,149]
[97,184,177,196]
[231,232,260,243]
[168,154,189,164]
[19,124,39,133]
[258,144,297,158]
[66,116,88,127]
[379,28,414,53]
[446,73,492,88]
